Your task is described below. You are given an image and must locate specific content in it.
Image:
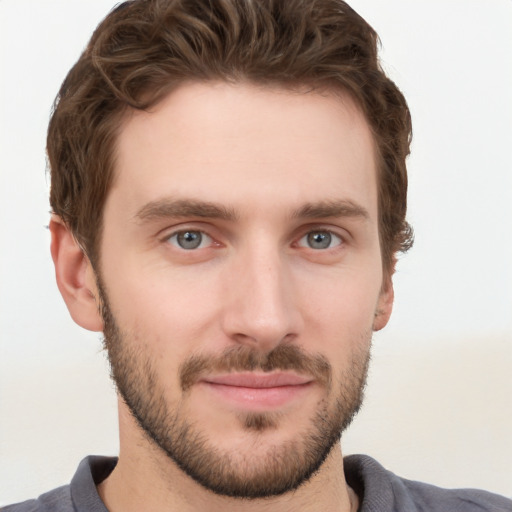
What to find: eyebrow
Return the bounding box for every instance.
[134,197,369,224]
[292,200,370,221]
[135,198,239,223]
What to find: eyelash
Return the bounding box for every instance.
[296,230,343,250]
[165,230,215,250]
[163,227,344,252]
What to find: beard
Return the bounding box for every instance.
[97,278,371,499]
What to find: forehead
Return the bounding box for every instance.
[109,81,378,220]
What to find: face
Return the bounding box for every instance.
[94,83,392,498]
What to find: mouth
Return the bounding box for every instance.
[199,372,314,410]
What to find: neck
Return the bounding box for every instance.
[98,403,358,512]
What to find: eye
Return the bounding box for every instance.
[166,230,212,250]
[297,230,342,250]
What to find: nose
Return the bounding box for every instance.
[220,244,303,352]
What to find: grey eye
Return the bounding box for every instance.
[307,232,332,249]
[169,230,210,250]
[298,230,342,250]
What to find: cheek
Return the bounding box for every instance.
[297,265,382,336]
[102,259,223,359]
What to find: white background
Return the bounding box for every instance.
[0,0,511,504]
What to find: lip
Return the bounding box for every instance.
[199,372,314,409]
[203,372,312,388]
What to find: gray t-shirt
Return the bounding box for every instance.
[2,455,511,511]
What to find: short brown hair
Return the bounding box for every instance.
[48,0,413,273]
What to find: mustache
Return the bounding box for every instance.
[179,344,332,392]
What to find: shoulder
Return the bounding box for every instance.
[400,478,512,512]
[344,454,512,512]
[1,455,116,512]
[1,485,72,512]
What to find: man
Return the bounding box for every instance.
[3,0,511,511]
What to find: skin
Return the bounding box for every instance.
[50,82,394,512]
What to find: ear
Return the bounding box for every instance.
[50,216,104,332]
[373,274,394,332]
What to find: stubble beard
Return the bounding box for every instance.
[98,279,371,499]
